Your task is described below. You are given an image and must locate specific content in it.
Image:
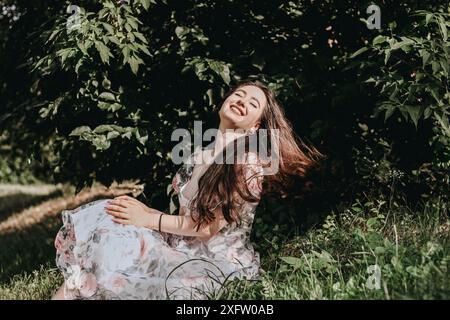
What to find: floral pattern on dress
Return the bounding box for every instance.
[55,149,264,300]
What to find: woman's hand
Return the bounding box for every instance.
[113,195,149,212]
[105,196,153,228]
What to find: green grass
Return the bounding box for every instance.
[0,265,62,300]
[0,214,62,284]
[0,190,448,300]
[224,197,450,299]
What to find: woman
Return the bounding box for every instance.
[52,81,324,300]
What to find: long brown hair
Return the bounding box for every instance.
[189,80,325,230]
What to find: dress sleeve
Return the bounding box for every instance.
[171,172,182,195]
[171,145,201,195]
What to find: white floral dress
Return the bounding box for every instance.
[54,149,263,300]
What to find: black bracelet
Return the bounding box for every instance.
[158,213,163,232]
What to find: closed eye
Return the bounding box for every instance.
[233,89,261,109]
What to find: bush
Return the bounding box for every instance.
[351,9,450,202]
[0,0,448,213]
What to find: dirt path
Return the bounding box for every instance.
[0,181,144,235]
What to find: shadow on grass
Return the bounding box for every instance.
[0,189,63,223]
[0,214,62,284]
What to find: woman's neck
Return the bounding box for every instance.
[212,125,247,162]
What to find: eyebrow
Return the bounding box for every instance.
[235,89,261,108]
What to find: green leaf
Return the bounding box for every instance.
[366,217,379,228]
[133,32,148,44]
[56,48,72,65]
[136,43,151,56]
[107,131,120,140]
[95,41,112,64]
[85,39,93,50]
[122,5,133,14]
[390,38,415,50]
[123,131,132,139]
[128,56,141,75]
[99,92,116,102]
[93,125,115,134]
[432,61,440,73]
[138,134,148,145]
[97,101,108,110]
[220,65,231,85]
[441,58,449,76]
[384,49,391,65]
[102,22,115,35]
[127,32,135,42]
[391,256,402,269]
[280,256,302,268]
[419,49,431,68]
[92,136,111,151]
[47,29,61,44]
[434,112,450,137]
[77,42,89,55]
[109,103,124,112]
[70,126,91,136]
[175,26,189,39]
[428,86,441,103]
[127,17,139,30]
[406,105,421,128]
[350,47,368,59]
[108,35,121,45]
[439,16,448,41]
[102,78,111,89]
[423,107,433,119]
[372,35,387,45]
[97,102,124,112]
[208,60,231,85]
[425,13,433,25]
[98,7,109,18]
[75,58,84,75]
[384,105,396,121]
[141,0,151,10]
[122,46,131,65]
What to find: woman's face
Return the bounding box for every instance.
[219,85,267,131]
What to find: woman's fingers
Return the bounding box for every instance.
[114,195,135,201]
[105,204,127,212]
[106,207,129,219]
[111,217,130,225]
[115,195,143,204]
[107,199,129,208]
[114,196,138,205]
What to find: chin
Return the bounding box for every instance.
[220,110,236,122]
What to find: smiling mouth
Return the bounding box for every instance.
[230,105,244,116]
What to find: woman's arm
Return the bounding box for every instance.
[145,207,228,241]
[106,152,262,241]
[105,196,227,241]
